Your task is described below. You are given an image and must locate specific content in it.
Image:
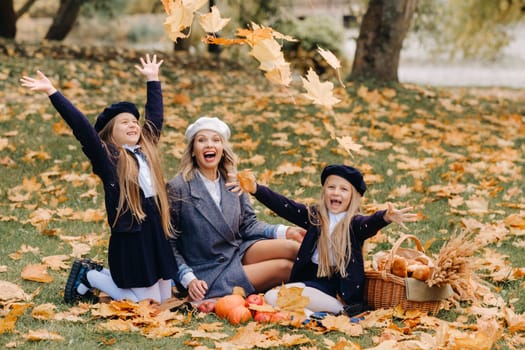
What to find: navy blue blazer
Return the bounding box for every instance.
[48,82,177,288]
[253,184,389,304]
[49,81,162,233]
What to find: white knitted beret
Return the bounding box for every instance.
[185,116,231,141]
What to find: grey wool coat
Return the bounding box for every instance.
[167,173,279,298]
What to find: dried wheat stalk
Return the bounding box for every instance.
[426,229,485,302]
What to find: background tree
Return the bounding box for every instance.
[0,0,17,38]
[45,0,85,41]
[416,0,525,61]
[349,0,418,83]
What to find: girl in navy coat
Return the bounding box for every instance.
[20,55,177,304]
[237,164,418,316]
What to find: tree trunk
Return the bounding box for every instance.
[45,0,83,41]
[0,0,17,39]
[350,0,417,82]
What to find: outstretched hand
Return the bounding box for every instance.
[20,70,57,96]
[135,54,163,81]
[383,202,419,230]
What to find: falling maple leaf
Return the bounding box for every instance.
[264,63,292,87]
[336,136,363,157]
[236,24,273,46]
[199,6,230,34]
[317,46,345,87]
[203,35,246,46]
[301,68,341,109]
[249,38,284,71]
[163,0,207,42]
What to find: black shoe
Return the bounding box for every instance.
[80,289,100,304]
[342,303,372,317]
[80,258,104,272]
[64,259,93,304]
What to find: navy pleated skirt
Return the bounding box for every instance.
[108,197,177,288]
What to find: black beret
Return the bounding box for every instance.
[94,101,140,132]
[320,164,367,196]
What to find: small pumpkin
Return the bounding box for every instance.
[227,305,252,325]
[214,294,245,319]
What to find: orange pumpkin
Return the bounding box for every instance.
[227,305,252,325]
[214,294,245,319]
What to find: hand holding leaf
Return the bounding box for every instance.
[237,169,257,194]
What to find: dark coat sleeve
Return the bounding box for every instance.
[252,184,311,229]
[143,81,163,141]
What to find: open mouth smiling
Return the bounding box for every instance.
[204,151,216,160]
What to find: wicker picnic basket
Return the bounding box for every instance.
[364,235,444,314]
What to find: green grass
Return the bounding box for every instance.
[1,47,524,349]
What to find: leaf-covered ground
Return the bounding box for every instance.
[1,40,525,349]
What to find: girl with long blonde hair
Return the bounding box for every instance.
[21,54,177,304]
[238,164,418,316]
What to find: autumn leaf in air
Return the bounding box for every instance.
[265,63,292,87]
[250,38,284,69]
[301,68,341,109]
[199,6,230,34]
[163,0,207,42]
[236,24,274,47]
[249,38,291,86]
[203,35,246,46]
[336,136,363,157]
[317,46,345,87]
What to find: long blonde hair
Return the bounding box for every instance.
[178,132,237,182]
[99,118,172,238]
[313,184,362,278]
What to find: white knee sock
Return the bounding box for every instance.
[159,279,173,302]
[264,282,344,314]
[85,269,139,302]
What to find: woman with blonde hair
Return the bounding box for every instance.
[168,116,305,301]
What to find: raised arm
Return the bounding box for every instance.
[136,54,164,138]
[20,70,106,170]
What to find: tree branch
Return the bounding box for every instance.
[15,0,38,20]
